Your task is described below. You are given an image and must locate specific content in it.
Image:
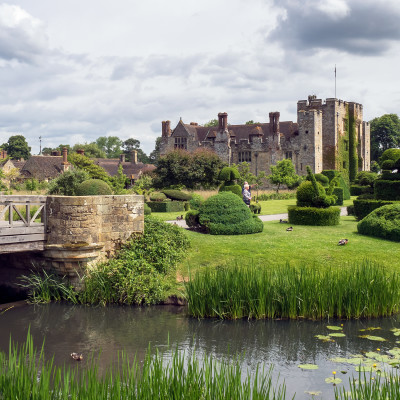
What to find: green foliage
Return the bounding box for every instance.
[132,174,153,195]
[355,171,378,186]
[218,166,240,184]
[148,136,162,165]
[348,111,358,182]
[162,189,192,201]
[374,180,400,200]
[350,184,374,196]
[268,159,299,193]
[358,204,400,242]
[381,159,395,170]
[149,192,167,202]
[370,114,400,161]
[143,203,152,215]
[249,204,261,214]
[146,201,185,212]
[288,205,341,226]
[76,179,113,196]
[353,199,395,220]
[333,187,344,206]
[185,209,200,227]
[313,173,329,187]
[1,135,31,160]
[198,192,263,235]
[188,193,204,210]
[347,204,355,216]
[218,183,242,197]
[203,118,218,127]
[95,136,123,159]
[185,262,400,319]
[72,143,106,158]
[255,192,296,201]
[323,170,350,200]
[296,181,325,207]
[122,138,149,163]
[154,149,224,189]
[47,169,90,196]
[380,148,400,165]
[68,153,111,182]
[110,164,129,194]
[24,178,38,193]
[381,172,400,180]
[370,160,380,173]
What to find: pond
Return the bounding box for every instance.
[1,303,400,399]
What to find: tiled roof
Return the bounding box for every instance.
[20,156,63,180]
[93,158,156,178]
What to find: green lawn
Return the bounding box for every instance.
[178,216,399,277]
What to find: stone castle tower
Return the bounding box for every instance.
[160,96,370,180]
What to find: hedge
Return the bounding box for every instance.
[149,192,167,202]
[296,181,325,207]
[374,180,400,200]
[350,185,374,196]
[249,204,261,214]
[357,204,400,242]
[207,215,264,235]
[146,201,186,212]
[161,189,192,201]
[333,187,344,206]
[144,203,152,215]
[322,170,350,200]
[380,172,400,181]
[219,183,242,197]
[353,199,395,221]
[288,205,341,226]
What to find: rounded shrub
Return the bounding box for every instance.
[189,193,204,210]
[218,167,240,183]
[185,210,200,228]
[288,205,341,226]
[149,192,167,202]
[144,203,152,215]
[313,173,329,187]
[353,199,395,220]
[355,171,377,187]
[76,179,113,196]
[219,183,242,197]
[380,148,400,165]
[296,181,325,207]
[198,192,263,235]
[161,189,192,201]
[357,204,400,241]
[381,159,395,171]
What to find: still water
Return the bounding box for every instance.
[1,303,400,399]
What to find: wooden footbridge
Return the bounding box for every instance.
[0,195,47,254]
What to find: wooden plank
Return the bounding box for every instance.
[0,241,45,254]
[0,195,47,203]
[0,233,45,244]
[0,226,45,236]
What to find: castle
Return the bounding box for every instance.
[160,96,370,180]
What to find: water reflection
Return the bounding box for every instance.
[1,303,400,399]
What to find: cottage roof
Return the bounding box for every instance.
[20,156,63,180]
[93,158,156,178]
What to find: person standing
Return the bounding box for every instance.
[243,184,251,206]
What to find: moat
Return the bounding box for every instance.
[1,303,400,399]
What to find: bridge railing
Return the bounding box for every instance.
[0,195,47,253]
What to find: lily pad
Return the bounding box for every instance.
[388,348,400,356]
[391,328,400,336]
[327,326,343,331]
[359,335,387,342]
[315,335,334,342]
[305,391,322,396]
[360,327,381,332]
[330,357,364,365]
[356,365,374,372]
[325,377,342,384]
[330,357,349,363]
[364,352,391,363]
[329,333,346,337]
[298,364,319,370]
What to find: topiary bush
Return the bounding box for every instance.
[333,187,344,206]
[144,203,152,215]
[218,167,242,197]
[374,180,400,200]
[198,192,263,235]
[380,148,400,166]
[185,210,200,228]
[219,183,242,197]
[288,205,341,226]
[353,199,395,220]
[146,201,185,213]
[188,193,204,210]
[149,192,167,202]
[249,204,261,214]
[357,204,400,242]
[75,179,113,196]
[355,171,378,187]
[296,181,326,207]
[350,184,374,196]
[322,170,350,200]
[313,173,329,187]
[381,160,395,171]
[161,189,192,201]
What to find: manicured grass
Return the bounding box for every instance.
[151,211,186,221]
[178,216,397,277]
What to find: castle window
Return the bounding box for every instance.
[300,163,303,171]
[238,151,251,163]
[343,161,347,169]
[285,151,292,160]
[174,137,187,150]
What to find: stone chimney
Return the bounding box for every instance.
[76,149,85,156]
[120,153,125,162]
[218,112,228,131]
[162,120,172,137]
[61,147,70,172]
[130,150,137,164]
[269,112,280,135]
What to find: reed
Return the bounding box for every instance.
[0,332,288,400]
[185,261,400,319]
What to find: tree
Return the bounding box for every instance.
[72,143,106,158]
[1,135,31,160]
[96,136,123,159]
[123,138,149,163]
[245,120,261,125]
[370,114,400,161]
[68,153,111,182]
[47,169,90,196]
[149,137,162,165]
[4,168,20,189]
[268,159,299,193]
[110,164,129,194]
[203,119,218,127]
[25,178,38,193]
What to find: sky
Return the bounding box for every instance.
[1,0,400,155]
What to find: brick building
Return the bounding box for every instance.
[160,96,370,178]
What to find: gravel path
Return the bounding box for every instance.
[167,207,348,228]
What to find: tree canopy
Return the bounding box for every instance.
[72,143,106,158]
[268,159,300,193]
[96,136,123,159]
[1,135,31,160]
[370,114,400,161]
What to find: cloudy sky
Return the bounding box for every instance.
[1,0,400,155]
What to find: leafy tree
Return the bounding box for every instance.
[245,120,261,125]
[123,138,149,163]
[132,174,153,196]
[96,136,123,159]
[47,169,90,196]
[72,143,106,158]
[203,119,218,127]
[25,178,38,193]
[68,153,111,182]
[4,168,20,189]
[110,164,129,194]
[1,135,31,160]
[370,114,400,161]
[268,159,299,193]
[42,147,53,155]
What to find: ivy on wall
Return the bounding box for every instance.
[348,109,358,182]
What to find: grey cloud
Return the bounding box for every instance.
[269,0,400,55]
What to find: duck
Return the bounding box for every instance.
[71,352,83,361]
[338,239,348,246]
[280,219,288,223]
[286,226,293,232]
[176,215,184,221]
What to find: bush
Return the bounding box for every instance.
[249,204,261,214]
[218,167,240,184]
[149,192,167,202]
[322,170,350,200]
[374,180,400,200]
[380,172,400,181]
[347,205,355,216]
[288,205,341,226]
[380,148,400,165]
[256,192,296,201]
[353,199,395,220]
[146,201,185,213]
[357,204,400,242]
[313,173,329,187]
[333,187,344,206]
[162,189,192,201]
[355,171,377,187]
[185,210,200,227]
[381,159,395,170]
[218,183,242,197]
[188,193,204,210]
[47,169,90,196]
[144,203,152,215]
[198,192,263,235]
[296,181,325,207]
[350,184,374,196]
[76,179,113,196]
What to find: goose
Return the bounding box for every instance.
[71,352,83,361]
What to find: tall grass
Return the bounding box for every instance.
[0,332,289,400]
[185,261,400,319]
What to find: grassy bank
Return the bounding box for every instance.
[185,262,400,320]
[0,333,287,400]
